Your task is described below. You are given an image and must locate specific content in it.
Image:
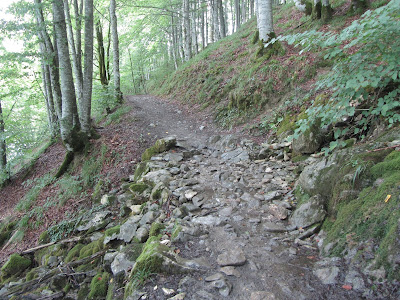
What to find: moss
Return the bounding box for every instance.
[151,189,162,200]
[141,138,176,161]
[370,150,400,178]
[65,243,85,263]
[149,223,165,237]
[64,283,71,293]
[105,225,120,237]
[55,151,75,178]
[38,231,50,244]
[256,32,285,60]
[106,280,115,300]
[92,179,104,202]
[79,237,105,260]
[312,1,322,19]
[25,268,39,281]
[126,243,144,261]
[305,1,313,15]
[323,150,400,280]
[133,162,150,182]
[132,236,168,274]
[78,284,90,300]
[251,30,259,44]
[1,254,31,277]
[129,183,150,194]
[88,272,110,299]
[171,225,182,241]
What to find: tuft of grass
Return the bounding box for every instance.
[104,106,132,126]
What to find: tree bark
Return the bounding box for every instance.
[0,100,6,172]
[183,0,192,60]
[96,20,108,86]
[64,0,83,106]
[218,0,226,38]
[52,0,81,151]
[73,0,83,76]
[257,0,274,43]
[110,0,123,102]
[235,0,241,31]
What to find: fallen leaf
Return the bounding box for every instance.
[384,195,391,203]
[342,285,352,290]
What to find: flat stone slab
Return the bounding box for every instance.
[217,248,246,267]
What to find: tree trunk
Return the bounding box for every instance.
[312,0,322,19]
[73,0,83,76]
[321,0,332,23]
[0,100,7,172]
[110,0,123,102]
[218,0,226,38]
[351,0,369,14]
[235,0,241,31]
[64,0,83,106]
[81,0,94,134]
[183,0,192,60]
[200,5,205,49]
[96,20,108,85]
[52,0,82,151]
[34,0,62,122]
[257,0,274,43]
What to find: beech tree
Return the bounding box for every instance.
[110,0,123,101]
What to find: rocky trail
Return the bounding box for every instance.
[0,96,381,299]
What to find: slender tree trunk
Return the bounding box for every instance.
[96,20,108,85]
[0,100,7,172]
[200,5,205,49]
[235,0,241,31]
[73,0,83,76]
[81,0,94,134]
[110,0,123,102]
[53,0,81,151]
[312,0,322,19]
[321,0,332,23]
[218,0,226,38]
[64,0,83,105]
[183,0,192,60]
[34,0,62,122]
[192,0,198,55]
[241,0,247,23]
[106,22,111,82]
[250,0,255,16]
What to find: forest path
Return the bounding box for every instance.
[123,95,363,299]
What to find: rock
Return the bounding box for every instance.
[142,169,172,186]
[220,266,240,277]
[250,291,276,300]
[118,216,140,242]
[192,216,223,226]
[76,211,111,232]
[263,222,289,233]
[130,205,142,215]
[217,248,246,266]
[135,227,149,242]
[221,148,249,163]
[292,121,325,154]
[268,204,288,220]
[345,270,365,291]
[100,194,116,206]
[162,287,176,295]
[140,211,157,225]
[168,293,186,300]
[185,190,198,200]
[210,278,232,297]
[111,252,135,276]
[205,273,224,282]
[290,194,326,228]
[314,266,340,285]
[1,254,31,277]
[49,274,68,291]
[264,191,281,201]
[219,207,233,217]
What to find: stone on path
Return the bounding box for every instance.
[314,266,340,285]
[290,194,326,228]
[217,248,246,266]
[250,291,276,300]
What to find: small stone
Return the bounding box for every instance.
[219,207,233,217]
[111,253,135,276]
[168,293,186,300]
[314,266,340,285]
[268,204,288,220]
[135,227,149,242]
[217,248,246,266]
[250,291,276,300]
[130,205,142,215]
[220,266,240,277]
[265,167,273,173]
[185,190,198,200]
[205,273,224,282]
[162,288,175,295]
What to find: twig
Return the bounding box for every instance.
[366,144,400,153]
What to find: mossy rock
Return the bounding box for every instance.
[88,272,110,299]
[0,220,17,247]
[92,179,105,202]
[149,223,165,237]
[105,225,120,237]
[129,183,150,194]
[25,268,39,281]
[133,162,150,182]
[1,254,31,277]
[141,137,176,161]
[171,225,183,241]
[132,236,169,274]
[65,243,85,263]
[79,237,105,260]
[78,284,91,300]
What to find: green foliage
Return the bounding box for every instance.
[277,1,400,146]
[104,106,132,126]
[81,144,108,187]
[16,173,53,211]
[56,175,84,206]
[65,243,85,263]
